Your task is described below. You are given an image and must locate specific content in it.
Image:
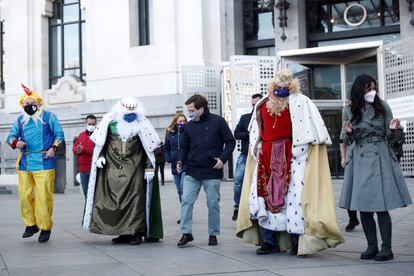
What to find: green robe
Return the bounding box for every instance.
[90,125,163,239]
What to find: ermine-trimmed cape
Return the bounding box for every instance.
[236,94,344,255]
[82,111,162,239]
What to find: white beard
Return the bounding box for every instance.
[110,99,145,142]
[116,119,140,142]
[22,111,43,126]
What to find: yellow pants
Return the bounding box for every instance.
[18,170,55,230]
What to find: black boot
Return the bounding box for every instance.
[375,212,394,261]
[360,212,379,259]
[38,230,51,243]
[22,225,39,238]
[345,210,360,232]
[232,209,238,221]
[112,234,132,244]
[289,234,299,256]
[208,235,218,246]
[256,242,280,255]
[129,233,143,245]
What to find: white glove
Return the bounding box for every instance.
[96,157,106,168]
[145,171,155,183]
[257,197,268,219]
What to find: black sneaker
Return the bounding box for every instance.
[208,235,218,246]
[177,219,181,224]
[345,219,360,232]
[38,230,51,243]
[112,235,132,244]
[177,234,194,247]
[232,209,238,221]
[256,242,280,255]
[22,225,39,238]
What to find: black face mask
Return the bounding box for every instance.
[24,104,38,115]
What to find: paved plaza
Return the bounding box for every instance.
[0,179,413,276]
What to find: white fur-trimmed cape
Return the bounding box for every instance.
[82,111,160,231]
[247,93,332,220]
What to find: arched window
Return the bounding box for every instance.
[49,0,85,86]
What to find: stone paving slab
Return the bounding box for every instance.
[0,179,413,276]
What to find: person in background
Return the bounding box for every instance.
[340,74,412,261]
[164,113,188,224]
[339,132,360,232]
[176,94,235,247]
[232,93,263,221]
[7,84,64,243]
[154,142,166,186]
[73,114,97,197]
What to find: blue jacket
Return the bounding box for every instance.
[178,109,235,180]
[7,110,65,172]
[164,130,185,175]
[234,111,253,155]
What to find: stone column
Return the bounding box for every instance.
[274,0,307,52]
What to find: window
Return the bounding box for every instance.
[49,0,85,86]
[138,0,152,46]
[291,64,341,100]
[243,0,275,55]
[0,20,4,90]
[345,56,378,99]
[306,0,400,47]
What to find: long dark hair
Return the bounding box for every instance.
[349,74,385,124]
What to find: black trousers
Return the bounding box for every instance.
[360,211,392,250]
[155,162,165,185]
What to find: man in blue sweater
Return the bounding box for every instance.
[177,94,235,247]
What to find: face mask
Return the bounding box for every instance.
[364,90,376,103]
[123,113,137,123]
[188,109,202,121]
[86,125,96,132]
[177,123,186,131]
[274,88,290,98]
[24,104,38,116]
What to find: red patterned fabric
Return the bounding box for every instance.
[257,104,292,213]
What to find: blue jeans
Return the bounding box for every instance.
[262,228,277,246]
[233,153,247,209]
[80,172,90,197]
[173,172,186,202]
[180,175,221,236]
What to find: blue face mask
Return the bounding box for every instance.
[274,88,290,98]
[123,113,137,123]
[177,123,186,132]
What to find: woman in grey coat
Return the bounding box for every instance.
[339,74,412,262]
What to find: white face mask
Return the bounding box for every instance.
[188,108,203,121]
[364,90,376,103]
[86,125,96,132]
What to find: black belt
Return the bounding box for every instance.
[354,136,385,144]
